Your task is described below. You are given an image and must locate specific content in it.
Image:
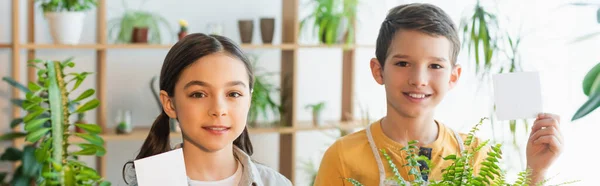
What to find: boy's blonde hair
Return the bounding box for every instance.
[375,3,460,67]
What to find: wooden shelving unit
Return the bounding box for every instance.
[6,0,365,184]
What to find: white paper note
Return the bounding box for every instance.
[134,148,188,186]
[493,72,543,121]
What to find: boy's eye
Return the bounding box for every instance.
[190,92,206,98]
[430,64,443,69]
[229,92,242,98]
[395,61,409,67]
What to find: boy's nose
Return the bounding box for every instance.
[408,71,428,87]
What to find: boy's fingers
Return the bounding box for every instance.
[533,135,562,153]
[530,117,560,136]
[529,127,562,145]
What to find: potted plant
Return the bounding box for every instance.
[108,1,173,44]
[178,19,189,40]
[305,102,326,126]
[300,0,358,44]
[37,0,97,44]
[1,58,109,185]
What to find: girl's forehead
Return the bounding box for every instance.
[177,54,249,86]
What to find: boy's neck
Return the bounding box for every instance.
[380,110,439,147]
[182,140,238,181]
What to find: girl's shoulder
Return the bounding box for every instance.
[250,162,293,186]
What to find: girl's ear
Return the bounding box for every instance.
[160,90,177,119]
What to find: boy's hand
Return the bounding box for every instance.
[526,113,564,184]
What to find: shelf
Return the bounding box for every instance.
[21,43,104,49]
[241,43,296,50]
[0,43,11,48]
[68,121,366,143]
[298,44,376,49]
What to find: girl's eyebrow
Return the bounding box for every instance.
[184,80,247,89]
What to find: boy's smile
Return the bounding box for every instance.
[371,30,461,118]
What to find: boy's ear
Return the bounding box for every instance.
[370,58,384,85]
[160,90,177,119]
[449,64,462,89]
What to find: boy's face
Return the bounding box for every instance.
[370,30,461,118]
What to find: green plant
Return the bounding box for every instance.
[1,58,110,186]
[345,118,578,186]
[108,0,173,44]
[305,102,326,113]
[300,0,358,44]
[37,0,98,12]
[247,54,281,127]
[572,62,600,121]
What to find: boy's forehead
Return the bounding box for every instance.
[387,30,452,61]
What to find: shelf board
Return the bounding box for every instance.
[106,44,171,49]
[68,121,366,142]
[298,44,376,49]
[241,44,296,50]
[21,43,104,49]
[0,43,11,48]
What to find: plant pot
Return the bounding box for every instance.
[260,18,275,44]
[238,20,254,44]
[312,111,324,126]
[44,11,86,45]
[178,31,188,41]
[132,27,149,43]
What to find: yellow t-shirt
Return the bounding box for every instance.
[314,119,489,186]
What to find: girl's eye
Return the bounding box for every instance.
[430,64,443,69]
[190,92,206,98]
[229,92,242,98]
[395,61,409,67]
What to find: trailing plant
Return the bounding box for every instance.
[345,118,578,186]
[108,0,173,44]
[300,0,358,44]
[36,0,98,12]
[1,58,110,186]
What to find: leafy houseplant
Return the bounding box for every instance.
[300,0,358,44]
[305,102,326,126]
[1,59,110,185]
[37,0,97,44]
[108,1,173,44]
[247,54,281,127]
[345,118,578,186]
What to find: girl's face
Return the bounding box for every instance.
[161,52,251,152]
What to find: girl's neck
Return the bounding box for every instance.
[182,140,238,181]
[381,107,439,147]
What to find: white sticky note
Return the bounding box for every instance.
[492,72,543,121]
[134,148,188,186]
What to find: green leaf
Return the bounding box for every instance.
[78,143,106,157]
[28,82,42,92]
[597,7,600,24]
[25,128,50,143]
[61,57,75,67]
[22,145,38,177]
[2,77,31,94]
[583,62,600,96]
[99,181,112,186]
[10,118,23,128]
[75,123,102,134]
[72,147,97,156]
[23,109,44,123]
[0,132,27,141]
[0,147,23,161]
[73,89,95,102]
[25,118,50,131]
[572,91,600,121]
[76,99,99,113]
[35,138,52,162]
[75,133,104,146]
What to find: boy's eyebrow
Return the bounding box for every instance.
[184,80,247,89]
[391,54,447,62]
